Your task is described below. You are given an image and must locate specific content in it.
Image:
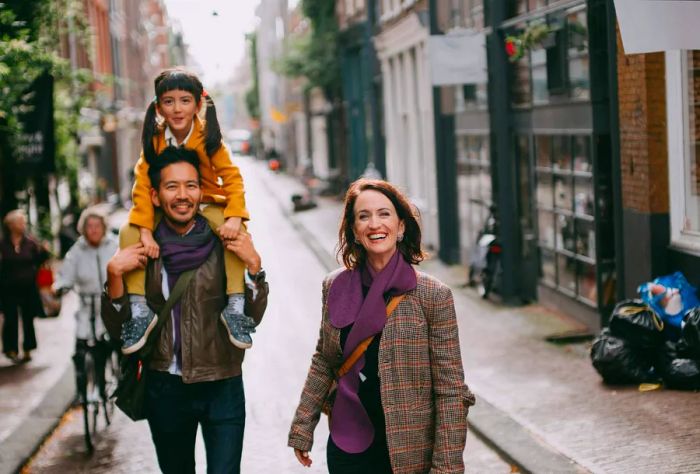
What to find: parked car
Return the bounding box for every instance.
[226,129,252,155]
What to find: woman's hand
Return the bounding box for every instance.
[293,449,312,467]
[218,217,242,240]
[139,227,160,258]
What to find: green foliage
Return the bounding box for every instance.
[274,0,340,96]
[245,32,260,120]
[1,0,95,213]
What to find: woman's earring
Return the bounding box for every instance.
[397,234,404,242]
[354,237,360,244]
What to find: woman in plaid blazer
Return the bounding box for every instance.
[289,179,475,473]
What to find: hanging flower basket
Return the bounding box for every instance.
[505,35,524,62]
[505,23,558,62]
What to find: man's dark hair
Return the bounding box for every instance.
[147,146,201,189]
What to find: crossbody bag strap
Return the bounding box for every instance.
[336,294,406,378]
[139,268,196,359]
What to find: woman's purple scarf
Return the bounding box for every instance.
[327,250,417,453]
[154,215,216,368]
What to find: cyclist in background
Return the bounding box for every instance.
[54,207,118,399]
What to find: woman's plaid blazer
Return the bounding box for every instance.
[289,269,476,473]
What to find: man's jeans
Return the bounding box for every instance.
[145,371,246,474]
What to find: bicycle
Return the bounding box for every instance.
[73,293,121,453]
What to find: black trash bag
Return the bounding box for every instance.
[681,308,700,356]
[608,299,664,349]
[655,340,700,390]
[590,328,659,385]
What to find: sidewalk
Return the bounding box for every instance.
[252,158,700,474]
[0,294,76,474]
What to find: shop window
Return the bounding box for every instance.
[457,135,491,263]
[509,5,590,107]
[508,0,549,17]
[458,83,488,111]
[667,50,700,250]
[535,134,596,305]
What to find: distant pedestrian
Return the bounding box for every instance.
[289,179,475,473]
[53,207,118,396]
[0,210,50,363]
[118,67,255,358]
[103,147,268,473]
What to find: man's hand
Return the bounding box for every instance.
[106,243,148,299]
[224,231,261,275]
[293,449,312,467]
[218,217,242,240]
[139,227,160,259]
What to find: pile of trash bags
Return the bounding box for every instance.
[591,272,700,390]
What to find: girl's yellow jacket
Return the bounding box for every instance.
[128,115,249,230]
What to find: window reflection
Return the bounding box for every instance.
[457,135,491,263]
[578,262,597,304]
[556,214,575,253]
[538,210,555,247]
[541,248,556,285]
[573,135,591,173]
[535,133,598,305]
[537,136,551,169]
[574,176,594,216]
[575,218,595,259]
[557,254,577,294]
[554,175,572,211]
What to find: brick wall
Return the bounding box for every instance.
[617,28,669,214]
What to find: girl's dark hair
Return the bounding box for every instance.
[141,68,223,165]
[337,179,426,269]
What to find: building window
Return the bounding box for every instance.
[508,4,590,108]
[457,135,491,262]
[668,50,700,251]
[535,134,596,305]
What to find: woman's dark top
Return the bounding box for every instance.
[0,235,49,291]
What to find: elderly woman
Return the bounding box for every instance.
[0,210,50,362]
[54,208,118,390]
[289,179,475,473]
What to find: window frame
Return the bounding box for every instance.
[666,50,700,252]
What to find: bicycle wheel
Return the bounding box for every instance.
[83,351,100,453]
[102,348,120,425]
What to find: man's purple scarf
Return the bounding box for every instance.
[154,215,216,369]
[327,250,417,453]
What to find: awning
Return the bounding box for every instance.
[615,0,700,54]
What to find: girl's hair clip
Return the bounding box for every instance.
[202,89,209,98]
[152,95,157,104]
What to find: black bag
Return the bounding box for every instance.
[590,328,659,385]
[608,299,664,349]
[681,308,700,356]
[655,340,700,390]
[114,269,195,421]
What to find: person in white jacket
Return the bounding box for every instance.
[54,207,118,396]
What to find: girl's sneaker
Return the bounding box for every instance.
[220,294,255,349]
[121,297,157,355]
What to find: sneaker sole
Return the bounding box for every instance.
[219,314,253,349]
[121,315,159,355]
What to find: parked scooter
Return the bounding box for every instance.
[468,204,502,299]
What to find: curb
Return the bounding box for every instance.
[0,363,75,474]
[262,170,587,474]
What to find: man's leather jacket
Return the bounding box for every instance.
[101,243,268,383]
